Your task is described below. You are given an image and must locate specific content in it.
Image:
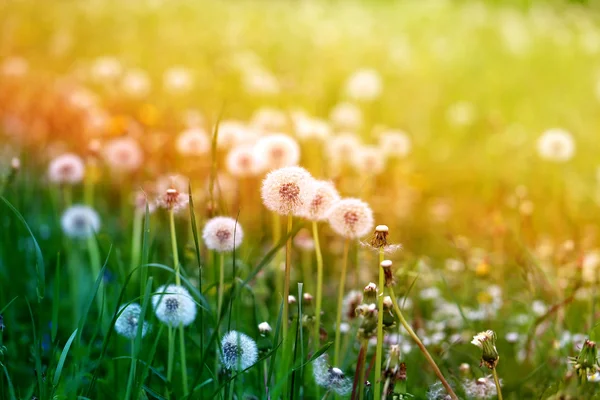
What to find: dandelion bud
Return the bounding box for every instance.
[303,293,313,304]
[202,216,244,252]
[363,282,378,303]
[569,339,600,381]
[381,260,396,287]
[471,330,499,369]
[383,296,393,311]
[220,330,258,371]
[288,295,297,305]
[115,303,150,339]
[258,322,272,335]
[459,363,471,374]
[152,285,197,328]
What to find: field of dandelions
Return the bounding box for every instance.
[3,0,600,399]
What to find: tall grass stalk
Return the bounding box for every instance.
[312,220,324,349]
[333,239,350,366]
[373,250,385,400]
[218,252,225,320]
[130,208,143,277]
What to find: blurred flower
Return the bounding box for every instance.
[258,322,272,335]
[299,180,340,221]
[378,130,411,158]
[1,57,28,77]
[242,68,280,96]
[254,134,300,171]
[226,145,261,178]
[446,101,476,127]
[293,116,331,141]
[463,375,500,399]
[202,216,243,252]
[537,128,575,162]
[352,145,386,175]
[344,68,382,101]
[261,166,315,215]
[121,69,151,98]
[532,300,547,316]
[163,66,194,94]
[103,137,143,172]
[251,107,288,133]
[342,290,363,321]
[47,153,85,184]
[329,102,363,130]
[115,303,150,339]
[152,284,197,327]
[293,228,315,251]
[176,128,210,156]
[90,56,122,82]
[61,205,101,239]
[156,188,189,213]
[216,120,246,149]
[221,330,258,371]
[312,354,352,396]
[326,198,374,239]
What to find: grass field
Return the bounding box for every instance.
[1,0,600,399]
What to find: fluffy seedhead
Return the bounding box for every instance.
[152,285,197,327]
[300,180,340,221]
[220,330,258,371]
[103,137,143,172]
[254,134,300,171]
[115,303,150,339]
[537,128,575,162]
[48,153,85,184]
[261,166,315,215]
[202,216,243,252]
[176,127,210,156]
[312,355,352,396]
[156,188,189,213]
[463,375,500,399]
[327,198,374,239]
[226,145,260,178]
[61,205,101,239]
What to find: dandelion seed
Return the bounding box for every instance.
[202,216,243,252]
[115,303,150,339]
[300,180,340,221]
[312,354,352,396]
[326,198,374,239]
[103,137,143,172]
[61,205,101,239]
[537,128,575,162]
[152,284,197,328]
[176,127,210,156]
[48,153,85,184]
[254,134,300,171]
[261,166,315,215]
[220,330,258,371]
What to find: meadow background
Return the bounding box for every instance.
[1,0,600,399]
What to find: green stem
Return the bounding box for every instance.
[83,166,94,206]
[87,235,104,322]
[125,340,136,400]
[218,252,225,321]
[179,323,189,395]
[389,288,458,400]
[333,239,350,366]
[167,326,174,398]
[492,367,503,400]
[228,377,235,400]
[131,209,143,276]
[312,221,324,349]
[169,209,181,286]
[62,185,72,208]
[374,248,385,400]
[282,213,293,339]
[273,212,282,305]
[357,338,368,400]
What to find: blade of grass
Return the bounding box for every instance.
[188,186,204,354]
[52,252,61,342]
[25,298,45,399]
[0,362,16,400]
[52,328,78,386]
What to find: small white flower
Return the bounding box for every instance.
[537,128,575,162]
[202,216,243,252]
[152,285,197,327]
[221,330,258,371]
[505,332,520,343]
[258,322,272,335]
[115,303,150,339]
[471,330,495,348]
[61,205,101,239]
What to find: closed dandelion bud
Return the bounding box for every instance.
[257,322,273,354]
[569,339,600,380]
[288,295,297,305]
[303,292,313,305]
[357,303,378,339]
[382,296,396,329]
[115,303,150,339]
[459,363,471,375]
[471,330,499,369]
[220,330,258,371]
[381,260,396,287]
[258,322,272,336]
[363,282,378,304]
[383,345,406,396]
[342,290,363,321]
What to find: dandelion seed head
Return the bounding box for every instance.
[261,166,315,215]
[352,145,386,175]
[345,68,382,101]
[221,330,258,371]
[330,102,363,130]
[300,180,340,221]
[463,375,499,399]
[537,128,575,162]
[121,69,151,98]
[216,120,246,149]
[250,107,288,133]
[294,116,331,141]
[156,188,189,213]
[176,127,210,156]
[103,137,143,172]
[90,56,122,82]
[293,228,315,251]
[115,303,150,339]
[254,134,300,171]
[202,216,243,252]
[61,205,101,239]
[312,355,352,396]
[163,66,194,94]
[378,130,411,158]
[48,153,85,184]
[327,198,374,239]
[226,145,261,178]
[152,284,197,327]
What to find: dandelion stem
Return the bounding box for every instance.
[131,209,143,280]
[282,213,293,339]
[179,323,189,395]
[373,248,385,400]
[356,338,368,400]
[218,252,225,321]
[273,212,282,304]
[167,326,174,398]
[62,185,72,207]
[87,235,104,323]
[83,167,94,206]
[312,220,324,349]
[169,209,181,286]
[492,367,503,400]
[333,239,350,366]
[388,287,458,400]
[125,340,136,400]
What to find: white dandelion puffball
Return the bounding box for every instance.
[312,355,352,396]
[352,146,386,176]
[221,330,258,371]
[90,56,122,82]
[152,284,197,327]
[156,188,189,213]
[253,134,300,171]
[115,303,150,339]
[103,137,143,172]
[326,133,362,162]
[537,128,575,162]
[463,375,499,399]
[176,128,210,156]
[226,145,261,178]
[250,107,288,133]
[329,102,363,130]
[216,120,246,149]
[47,153,85,184]
[378,130,412,158]
[300,180,340,221]
[163,66,194,94]
[202,216,244,252]
[327,198,374,239]
[61,205,101,239]
[294,116,331,141]
[121,69,151,98]
[261,166,315,215]
[344,68,382,101]
[1,57,29,77]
